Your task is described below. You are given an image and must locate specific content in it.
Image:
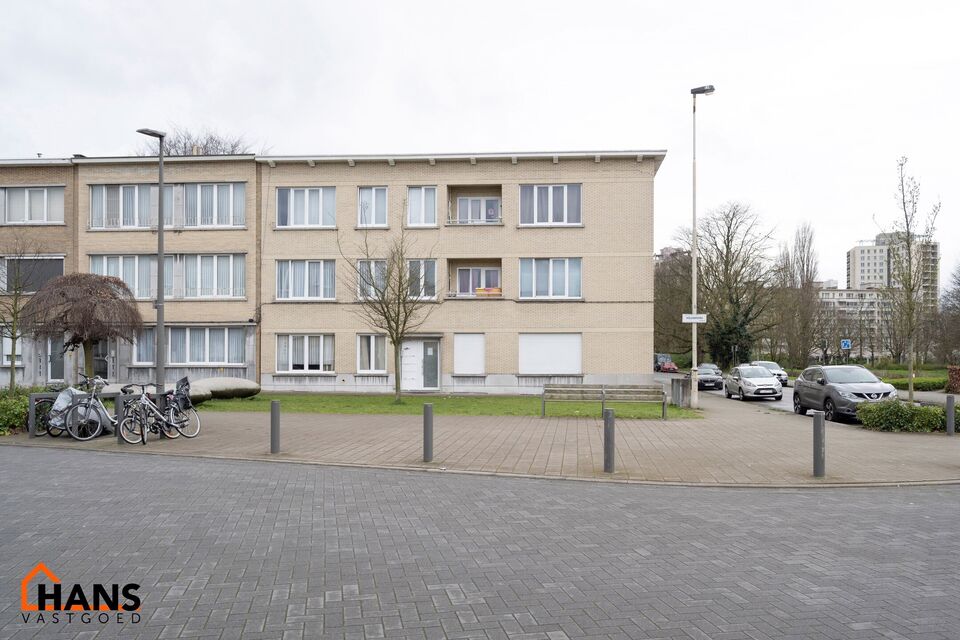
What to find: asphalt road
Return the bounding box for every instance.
[656,374,799,415]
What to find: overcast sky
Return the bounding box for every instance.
[2,1,956,288]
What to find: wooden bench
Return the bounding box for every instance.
[541,384,667,419]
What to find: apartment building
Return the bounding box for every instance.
[846,232,940,307]
[0,150,663,393]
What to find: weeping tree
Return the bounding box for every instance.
[21,273,143,378]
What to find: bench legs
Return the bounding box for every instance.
[541,395,546,418]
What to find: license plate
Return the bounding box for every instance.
[757,389,773,394]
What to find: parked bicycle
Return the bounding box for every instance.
[34,374,115,441]
[33,383,68,437]
[119,377,201,445]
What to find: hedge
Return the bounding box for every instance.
[887,377,947,392]
[857,400,946,432]
[0,393,29,435]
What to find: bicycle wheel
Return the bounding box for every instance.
[118,416,144,445]
[33,399,53,437]
[170,406,201,438]
[160,414,181,439]
[65,402,104,441]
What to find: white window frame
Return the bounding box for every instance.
[456,197,501,224]
[0,186,65,224]
[1,335,23,366]
[519,258,582,299]
[90,183,245,230]
[276,334,335,373]
[166,327,245,366]
[89,255,156,300]
[519,184,582,226]
[407,259,437,300]
[357,334,387,373]
[182,254,245,299]
[456,267,501,296]
[276,187,336,228]
[132,328,156,365]
[407,186,437,227]
[453,333,485,375]
[357,260,387,299]
[275,259,336,300]
[0,256,65,293]
[357,186,388,228]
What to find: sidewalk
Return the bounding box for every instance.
[5,393,960,486]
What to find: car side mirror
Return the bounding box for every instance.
[816,378,825,385]
[732,376,740,381]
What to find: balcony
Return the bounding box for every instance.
[447,185,503,225]
[446,259,503,298]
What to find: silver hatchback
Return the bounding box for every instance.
[724,365,783,401]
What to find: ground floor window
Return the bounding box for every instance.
[134,327,246,365]
[1,336,23,365]
[453,333,485,375]
[357,334,386,373]
[276,334,335,372]
[518,333,582,374]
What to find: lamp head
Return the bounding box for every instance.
[136,128,166,139]
[690,85,715,95]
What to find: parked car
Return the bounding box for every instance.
[724,365,783,401]
[793,365,897,421]
[654,353,673,372]
[690,365,723,390]
[749,360,790,387]
[700,363,723,376]
[660,361,679,373]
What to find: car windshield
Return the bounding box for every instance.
[757,361,780,371]
[697,367,715,374]
[825,368,880,384]
[739,366,773,378]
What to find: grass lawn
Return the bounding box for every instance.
[199,393,701,420]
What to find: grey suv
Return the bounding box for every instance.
[793,365,897,421]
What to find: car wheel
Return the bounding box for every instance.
[793,394,805,415]
[724,387,732,399]
[824,399,836,422]
[739,388,748,401]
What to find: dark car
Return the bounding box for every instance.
[700,363,722,376]
[689,366,722,390]
[793,365,897,421]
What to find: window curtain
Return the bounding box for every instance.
[520,259,533,297]
[359,336,371,370]
[424,261,436,297]
[308,189,320,225]
[185,185,198,226]
[458,269,471,294]
[138,185,151,227]
[308,261,323,298]
[90,186,104,227]
[535,259,550,296]
[322,260,335,298]
[276,335,289,371]
[322,188,336,226]
[200,256,215,296]
[359,188,373,225]
[458,198,469,222]
[184,255,198,297]
[122,186,136,226]
[189,329,206,363]
[201,185,215,225]
[566,184,581,223]
[105,186,120,227]
[169,328,186,363]
[359,261,372,297]
[228,328,245,364]
[122,256,137,293]
[552,185,565,223]
[89,256,103,275]
[232,183,245,225]
[138,257,154,298]
[292,261,306,297]
[6,188,25,222]
[551,260,566,296]
[137,328,155,363]
[164,256,175,297]
[233,256,245,297]
[308,336,322,370]
[322,335,334,371]
[408,187,422,224]
[568,258,582,297]
[485,269,500,289]
[106,256,120,278]
[293,189,305,225]
[46,187,64,222]
[374,336,386,370]
[163,185,174,226]
[208,329,226,363]
[217,256,231,296]
[536,186,550,223]
[291,335,304,370]
[374,187,386,225]
[217,184,231,225]
[408,261,421,298]
[520,186,534,224]
[27,189,44,221]
[277,188,289,226]
[424,187,436,224]
[276,261,289,299]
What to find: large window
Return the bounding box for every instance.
[456,197,500,224]
[90,183,245,229]
[1,187,64,224]
[408,259,436,299]
[134,328,155,364]
[165,327,246,365]
[358,187,387,227]
[1,336,23,365]
[519,258,581,299]
[357,335,386,373]
[519,184,581,225]
[277,187,336,227]
[276,260,335,300]
[407,186,437,226]
[457,267,501,296]
[453,333,485,375]
[1,257,63,293]
[276,334,335,372]
[91,254,245,299]
[519,334,581,374]
[357,260,387,299]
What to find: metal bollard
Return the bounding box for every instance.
[423,403,433,463]
[28,394,37,438]
[270,400,280,454]
[603,408,615,473]
[947,395,955,436]
[116,396,124,444]
[813,410,825,478]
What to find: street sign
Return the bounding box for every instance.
[682,313,708,324]
[840,339,852,350]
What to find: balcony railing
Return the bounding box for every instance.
[446,287,503,299]
[446,215,502,225]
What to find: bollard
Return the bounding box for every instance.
[116,396,124,444]
[603,408,615,473]
[947,395,955,436]
[270,400,280,454]
[813,410,825,478]
[28,394,37,438]
[423,403,434,463]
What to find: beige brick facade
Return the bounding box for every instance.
[1,151,663,393]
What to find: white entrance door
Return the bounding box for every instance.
[400,340,441,391]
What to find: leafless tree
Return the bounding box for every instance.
[136,126,252,156]
[880,157,940,402]
[0,231,50,390]
[338,226,441,403]
[934,263,960,364]
[21,274,143,378]
[774,223,821,368]
[653,249,691,356]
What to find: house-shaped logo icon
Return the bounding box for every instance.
[21,563,60,611]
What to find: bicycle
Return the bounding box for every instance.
[33,383,68,438]
[119,379,201,445]
[62,373,119,441]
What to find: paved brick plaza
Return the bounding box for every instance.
[7,394,960,486]
[2,447,959,639]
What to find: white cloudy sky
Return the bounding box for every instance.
[2,0,957,288]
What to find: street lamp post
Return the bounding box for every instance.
[690,85,714,409]
[136,128,167,398]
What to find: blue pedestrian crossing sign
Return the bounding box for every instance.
[840,339,852,350]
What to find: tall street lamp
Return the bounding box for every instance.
[136,128,167,398]
[690,85,714,409]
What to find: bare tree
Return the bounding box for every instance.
[21,274,143,377]
[934,263,960,364]
[653,249,691,356]
[338,227,441,403]
[881,157,940,402]
[0,231,50,390]
[136,126,251,156]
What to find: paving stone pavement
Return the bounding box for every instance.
[1,446,959,639]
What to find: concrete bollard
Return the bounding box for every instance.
[946,395,955,436]
[270,400,280,454]
[423,403,434,462]
[813,410,825,478]
[603,408,615,473]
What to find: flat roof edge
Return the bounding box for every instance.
[255,150,667,163]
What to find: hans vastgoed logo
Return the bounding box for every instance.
[19,562,141,625]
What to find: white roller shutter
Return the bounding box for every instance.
[454,333,485,374]
[519,333,581,374]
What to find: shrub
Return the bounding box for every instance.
[0,394,29,435]
[888,377,947,392]
[857,400,946,432]
[948,366,960,394]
